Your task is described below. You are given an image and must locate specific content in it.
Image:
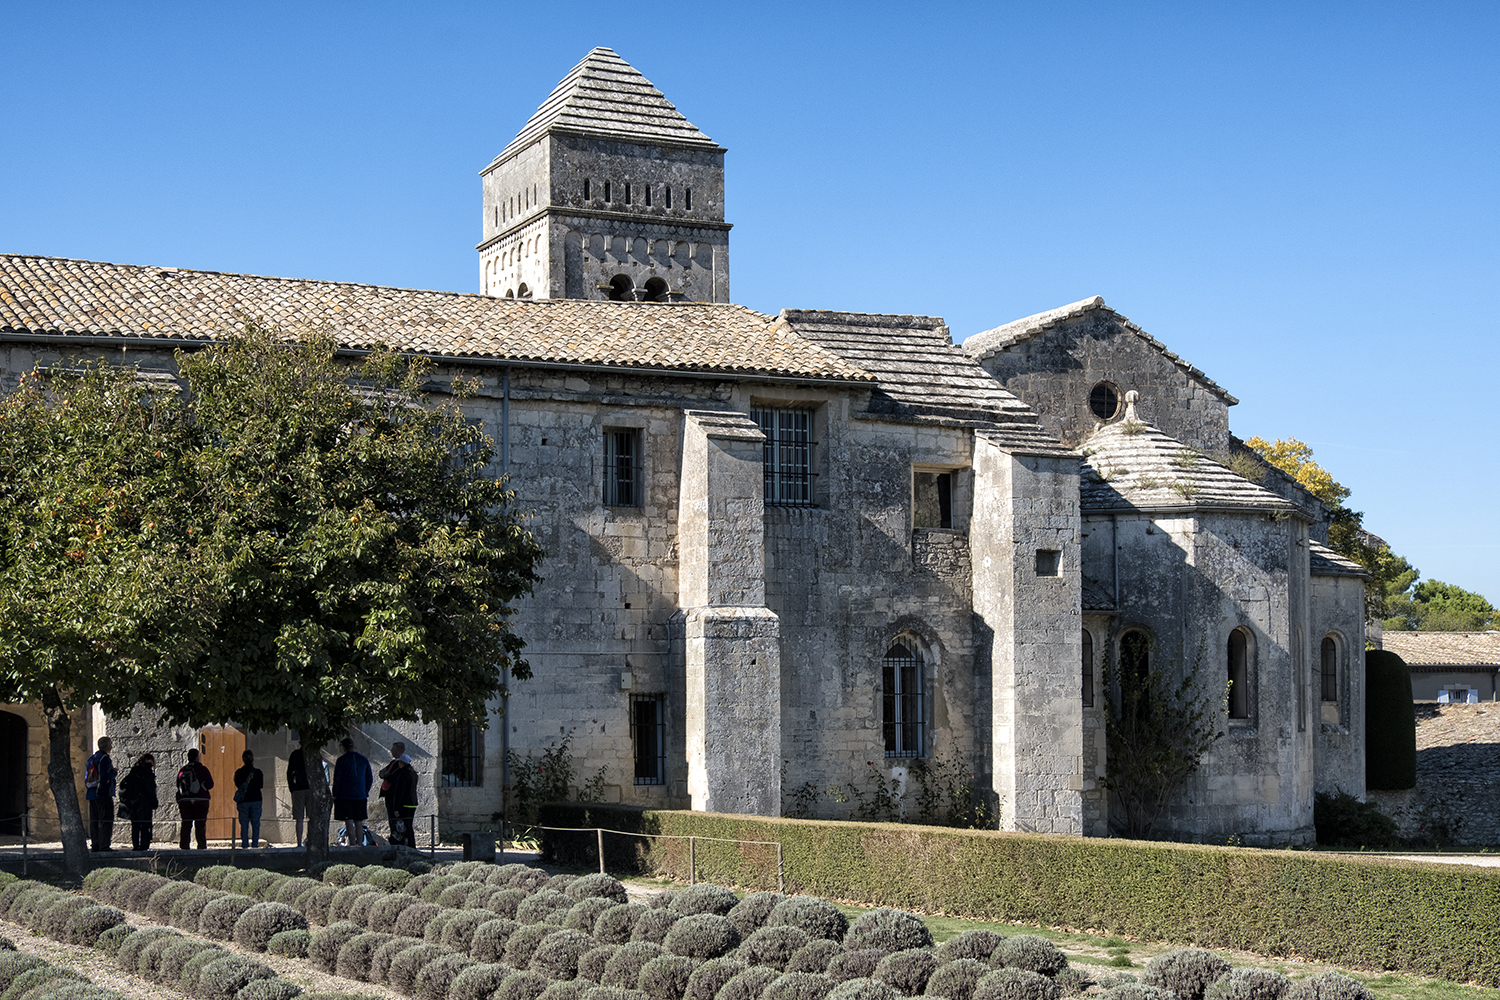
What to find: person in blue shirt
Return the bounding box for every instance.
[331,737,373,847]
[84,737,118,852]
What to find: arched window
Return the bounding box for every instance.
[642,277,668,302]
[1119,629,1151,722]
[607,274,634,301]
[517,283,531,299]
[1228,629,1250,719]
[504,289,514,299]
[1321,636,1338,703]
[882,641,925,758]
[1082,629,1095,707]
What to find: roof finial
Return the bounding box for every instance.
[1124,389,1140,423]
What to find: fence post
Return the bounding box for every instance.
[429,815,436,857]
[21,812,27,878]
[597,828,605,875]
[688,836,696,885]
[231,817,237,855]
[776,842,784,894]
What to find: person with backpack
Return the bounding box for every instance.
[233,749,265,849]
[378,741,418,848]
[331,737,373,847]
[175,747,214,850]
[118,754,159,852]
[84,736,117,852]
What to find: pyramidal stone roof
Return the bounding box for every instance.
[1080,392,1300,515]
[0,255,870,383]
[494,47,720,164]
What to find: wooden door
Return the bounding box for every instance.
[199,726,245,841]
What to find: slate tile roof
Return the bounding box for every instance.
[1380,631,1500,667]
[1309,541,1370,578]
[494,47,720,163]
[1080,396,1300,514]
[0,255,870,383]
[962,295,1239,406]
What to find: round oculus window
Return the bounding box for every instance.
[1089,382,1121,420]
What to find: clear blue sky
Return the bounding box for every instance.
[4,2,1497,606]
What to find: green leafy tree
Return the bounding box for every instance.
[1101,637,1226,839]
[152,324,543,855]
[0,365,206,873]
[1385,579,1497,632]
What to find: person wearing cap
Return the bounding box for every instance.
[119,753,158,852]
[378,741,419,848]
[331,737,373,847]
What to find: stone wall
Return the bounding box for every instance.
[1368,704,1500,846]
[1310,573,1367,797]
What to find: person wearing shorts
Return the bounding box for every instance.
[331,737,372,846]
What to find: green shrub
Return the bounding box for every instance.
[569,875,630,905]
[926,958,991,1000]
[436,883,483,909]
[95,923,136,955]
[170,888,221,933]
[546,874,579,893]
[827,952,885,983]
[1282,974,1373,1000]
[329,885,380,923]
[845,910,930,953]
[414,953,476,1000]
[2,965,86,1000]
[580,946,622,983]
[507,924,560,969]
[451,963,516,1000]
[347,891,385,928]
[602,942,668,989]
[436,909,495,953]
[301,887,339,926]
[0,882,35,918]
[1366,651,1416,790]
[388,943,450,995]
[179,948,230,995]
[874,950,939,995]
[824,977,899,1000]
[740,926,811,971]
[144,882,197,924]
[117,927,180,971]
[250,872,288,901]
[273,878,324,906]
[1204,970,1291,1000]
[469,918,522,963]
[422,909,459,945]
[716,966,782,1000]
[1142,951,1230,1000]
[116,874,171,913]
[393,902,441,939]
[974,970,1059,1000]
[539,983,588,1000]
[82,867,134,899]
[269,930,312,960]
[5,886,56,926]
[364,868,415,894]
[767,899,847,942]
[995,937,1066,977]
[310,923,367,973]
[764,972,836,1000]
[936,931,1004,965]
[456,884,502,911]
[637,955,700,1000]
[196,954,276,1000]
[530,929,599,981]
[366,894,420,934]
[156,940,221,985]
[684,958,747,1000]
[237,979,306,1000]
[519,890,576,926]
[198,895,257,940]
[195,867,236,890]
[510,869,553,893]
[727,893,784,938]
[322,866,362,888]
[787,940,842,975]
[418,875,461,903]
[662,914,738,960]
[0,955,49,995]
[39,897,93,941]
[580,989,648,1000]
[487,889,530,921]
[137,934,187,978]
[486,864,530,886]
[595,904,648,945]
[566,898,621,935]
[630,910,680,945]
[1313,792,1398,850]
[667,885,738,918]
[1099,986,1177,1000]
[369,938,425,984]
[219,870,254,895]
[402,873,435,898]
[334,932,393,981]
[499,971,552,1000]
[235,903,309,952]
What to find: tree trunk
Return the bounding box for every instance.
[305,747,332,860]
[41,686,89,875]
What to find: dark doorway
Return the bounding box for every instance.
[0,712,28,835]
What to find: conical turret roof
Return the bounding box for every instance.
[493,47,720,163]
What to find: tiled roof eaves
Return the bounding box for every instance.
[964,297,1239,406]
[1309,541,1372,579]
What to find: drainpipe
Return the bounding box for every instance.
[500,367,511,856]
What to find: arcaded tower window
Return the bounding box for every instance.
[1089,382,1121,420]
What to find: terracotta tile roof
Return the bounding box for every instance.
[1080,395,1300,515]
[0,255,871,383]
[1381,631,1500,667]
[493,47,720,163]
[1310,541,1370,578]
[962,295,1238,406]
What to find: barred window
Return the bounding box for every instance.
[882,642,925,758]
[752,407,813,506]
[440,722,483,788]
[604,428,642,507]
[631,694,666,786]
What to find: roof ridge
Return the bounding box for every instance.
[779,309,948,328]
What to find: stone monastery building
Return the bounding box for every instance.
[0,48,1368,847]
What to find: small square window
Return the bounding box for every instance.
[1035,549,1061,576]
[604,428,642,507]
[913,472,952,529]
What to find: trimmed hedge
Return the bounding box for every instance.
[1365,650,1416,790]
[541,807,1500,986]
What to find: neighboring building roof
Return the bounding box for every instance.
[1080,394,1301,515]
[1309,541,1370,578]
[493,47,720,164]
[1380,632,1500,668]
[0,255,871,383]
[961,295,1239,406]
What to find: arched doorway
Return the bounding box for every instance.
[0,712,28,835]
[607,274,635,301]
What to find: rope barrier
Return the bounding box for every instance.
[522,824,784,893]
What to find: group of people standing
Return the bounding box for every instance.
[83,736,420,852]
